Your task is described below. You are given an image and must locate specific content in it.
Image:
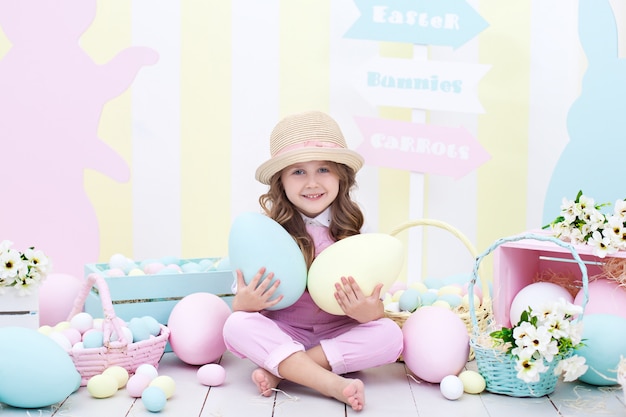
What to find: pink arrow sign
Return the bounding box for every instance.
[354,116,490,179]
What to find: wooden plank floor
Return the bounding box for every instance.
[1,351,624,416]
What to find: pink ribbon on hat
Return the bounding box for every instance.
[274,140,342,157]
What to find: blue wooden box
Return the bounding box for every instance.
[83,258,234,326]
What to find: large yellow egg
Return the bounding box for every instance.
[102,366,129,389]
[307,233,404,315]
[458,370,486,394]
[87,374,119,398]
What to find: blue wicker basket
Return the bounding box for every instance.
[467,233,590,397]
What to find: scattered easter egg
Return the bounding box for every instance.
[228,212,307,310]
[144,262,166,275]
[438,293,463,309]
[150,375,176,399]
[103,366,130,389]
[458,370,486,394]
[197,364,227,386]
[399,288,421,312]
[168,292,232,365]
[419,291,438,306]
[82,330,104,349]
[127,373,153,398]
[402,306,470,383]
[509,282,573,326]
[409,281,428,293]
[48,331,72,351]
[70,312,94,334]
[135,363,159,381]
[87,374,119,399]
[0,327,81,408]
[440,375,464,400]
[128,268,145,276]
[432,300,451,309]
[129,317,151,342]
[308,233,404,315]
[61,327,82,346]
[142,316,162,336]
[574,278,626,320]
[39,273,84,327]
[577,313,626,386]
[142,386,167,412]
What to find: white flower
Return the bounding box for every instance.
[588,230,618,258]
[0,240,50,294]
[555,355,588,382]
[515,354,549,383]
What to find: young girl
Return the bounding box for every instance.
[222,111,403,412]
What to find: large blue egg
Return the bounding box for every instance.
[0,327,81,408]
[228,212,307,310]
[577,314,626,386]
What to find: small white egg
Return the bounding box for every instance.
[440,375,464,400]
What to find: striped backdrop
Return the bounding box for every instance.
[2,0,618,284]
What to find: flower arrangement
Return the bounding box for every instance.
[489,298,587,383]
[0,240,50,295]
[544,190,626,258]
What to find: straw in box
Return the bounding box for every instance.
[385,218,492,335]
[468,233,589,397]
[67,273,170,386]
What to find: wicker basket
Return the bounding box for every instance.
[384,218,492,336]
[67,273,170,386]
[468,233,589,397]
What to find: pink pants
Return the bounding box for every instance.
[222,292,403,378]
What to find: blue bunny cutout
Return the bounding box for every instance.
[542,0,626,223]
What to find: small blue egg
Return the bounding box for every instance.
[82,330,104,349]
[142,386,167,412]
[142,316,162,336]
[438,293,463,308]
[181,262,201,273]
[160,256,180,266]
[214,257,229,271]
[423,277,444,289]
[420,291,438,306]
[399,288,421,312]
[128,318,151,342]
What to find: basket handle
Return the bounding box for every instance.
[67,273,130,348]
[468,233,590,332]
[389,218,490,304]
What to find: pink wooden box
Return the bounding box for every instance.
[492,229,626,326]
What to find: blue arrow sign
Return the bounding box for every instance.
[344,0,489,48]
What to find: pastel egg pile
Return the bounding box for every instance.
[39,312,163,352]
[102,253,228,277]
[127,364,176,412]
[383,275,490,314]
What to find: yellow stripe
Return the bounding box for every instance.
[378,43,415,282]
[477,1,531,272]
[279,0,330,114]
[181,1,232,258]
[82,1,133,261]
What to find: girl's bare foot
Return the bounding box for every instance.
[251,368,281,397]
[337,379,365,411]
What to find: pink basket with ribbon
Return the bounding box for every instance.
[67,273,170,386]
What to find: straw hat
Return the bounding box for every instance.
[255,111,364,184]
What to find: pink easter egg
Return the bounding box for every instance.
[402,306,470,383]
[574,278,626,320]
[387,281,407,296]
[197,364,226,386]
[168,293,232,365]
[61,327,82,346]
[126,373,152,398]
[39,273,84,327]
[143,262,165,275]
[105,268,126,277]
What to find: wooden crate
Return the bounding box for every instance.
[492,229,626,326]
[0,288,39,329]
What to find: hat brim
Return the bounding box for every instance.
[255,148,364,184]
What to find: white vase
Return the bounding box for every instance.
[0,287,39,329]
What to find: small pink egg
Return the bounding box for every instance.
[62,327,82,346]
[126,373,153,398]
[197,364,226,386]
[143,262,165,275]
[105,268,126,277]
[166,263,182,272]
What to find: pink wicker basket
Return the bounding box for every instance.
[67,273,170,386]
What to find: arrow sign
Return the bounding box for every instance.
[354,116,490,179]
[344,0,489,48]
[355,56,490,114]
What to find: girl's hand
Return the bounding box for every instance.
[334,276,384,323]
[231,267,283,312]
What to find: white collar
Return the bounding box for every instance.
[301,207,332,227]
